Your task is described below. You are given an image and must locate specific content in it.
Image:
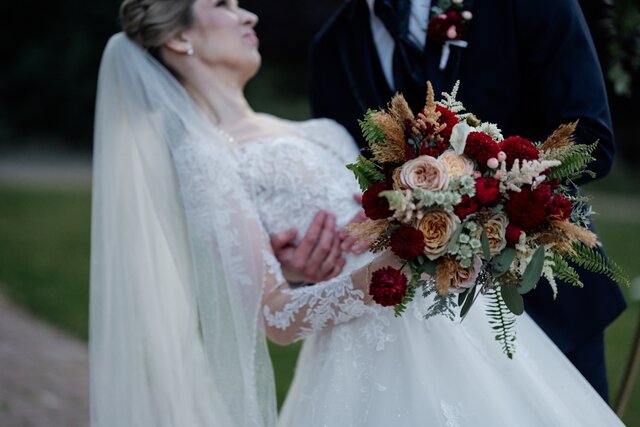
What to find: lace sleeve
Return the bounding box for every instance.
[260,250,368,345]
[171,132,370,347]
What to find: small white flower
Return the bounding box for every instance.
[462,10,473,20]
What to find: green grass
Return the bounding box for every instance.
[0,183,639,422]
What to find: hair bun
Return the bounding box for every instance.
[119,0,193,51]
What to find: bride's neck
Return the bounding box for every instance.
[182,67,256,128]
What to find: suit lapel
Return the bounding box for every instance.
[337,0,394,112]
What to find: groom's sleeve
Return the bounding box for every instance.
[516,0,614,185]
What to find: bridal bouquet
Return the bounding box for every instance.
[347,82,628,358]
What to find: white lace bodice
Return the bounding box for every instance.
[237,117,376,343]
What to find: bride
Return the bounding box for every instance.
[90,0,624,426]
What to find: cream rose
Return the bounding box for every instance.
[435,255,482,294]
[400,155,449,191]
[480,213,508,255]
[439,150,474,177]
[418,209,460,260]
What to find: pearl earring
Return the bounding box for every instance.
[187,44,194,56]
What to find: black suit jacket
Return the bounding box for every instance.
[309,0,626,353]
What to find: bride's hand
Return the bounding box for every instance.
[338,193,370,255]
[271,210,346,283]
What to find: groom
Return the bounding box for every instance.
[305,0,627,401]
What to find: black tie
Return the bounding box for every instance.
[374,0,428,113]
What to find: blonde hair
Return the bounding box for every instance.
[120,0,195,52]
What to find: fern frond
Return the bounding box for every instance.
[358,109,387,147]
[566,243,630,287]
[486,288,517,359]
[423,281,457,321]
[346,156,384,191]
[552,253,584,287]
[547,142,597,181]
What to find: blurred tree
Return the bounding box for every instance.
[0,1,121,148]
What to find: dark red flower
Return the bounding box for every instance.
[427,14,464,45]
[464,132,500,169]
[475,177,501,206]
[362,182,393,220]
[499,136,539,169]
[505,184,552,230]
[418,136,449,158]
[390,226,426,260]
[369,266,409,307]
[454,195,479,220]
[548,194,573,221]
[436,105,459,142]
[505,223,523,247]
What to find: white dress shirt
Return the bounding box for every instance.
[365,0,432,89]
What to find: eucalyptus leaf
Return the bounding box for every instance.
[458,288,470,306]
[518,246,545,294]
[491,248,516,277]
[481,227,491,260]
[500,285,524,315]
[460,285,478,319]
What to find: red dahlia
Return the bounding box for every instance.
[454,195,479,220]
[548,194,573,221]
[499,136,539,169]
[475,177,501,206]
[464,132,500,169]
[390,226,426,260]
[362,182,393,220]
[505,184,552,230]
[505,223,523,247]
[436,105,459,142]
[369,266,408,307]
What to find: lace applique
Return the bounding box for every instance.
[262,274,367,341]
[440,400,466,427]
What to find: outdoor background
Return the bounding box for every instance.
[0,0,639,425]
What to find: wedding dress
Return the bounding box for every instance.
[237,116,624,427]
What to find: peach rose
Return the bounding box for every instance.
[479,213,508,255]
[400,155,450,191]
[392,167,407,190]
[417,209,460,260]
[439,150,474,177]
[435,255,482,294]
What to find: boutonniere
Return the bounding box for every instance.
[428,0,473,70]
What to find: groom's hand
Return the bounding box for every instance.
[271,210,346,284]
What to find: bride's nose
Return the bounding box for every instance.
[239,8,258,28]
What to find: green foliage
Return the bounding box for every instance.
[566,243,631,287]
[346,156,384,191]
[486,288,517,359]
[518,246,545,294]
[491,248,516,277]
[552,253,584,288]
[358,110,386,147]
[423,282,457,321]
[547,142,598,181]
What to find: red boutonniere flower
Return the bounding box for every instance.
[428,0,473,46]
[428,0,473,70]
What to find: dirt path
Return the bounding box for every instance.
[0,294,89,427]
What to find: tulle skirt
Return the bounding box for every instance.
[278,292,623,427]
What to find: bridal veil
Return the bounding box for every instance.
[90,33,277,426]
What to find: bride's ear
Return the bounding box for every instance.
[164,32,194,56]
